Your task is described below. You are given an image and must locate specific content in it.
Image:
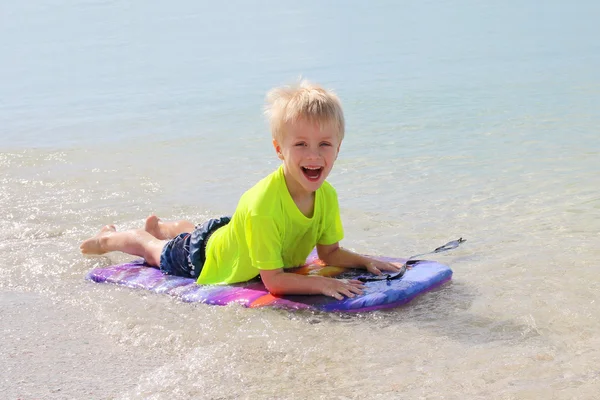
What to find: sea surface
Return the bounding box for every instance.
[1,1,599,399]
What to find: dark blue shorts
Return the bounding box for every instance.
[159,216,231,279]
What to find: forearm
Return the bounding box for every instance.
[318,243,402,276]
[261,270,327,296]
[260,268,364,299]
[319,246,369,269]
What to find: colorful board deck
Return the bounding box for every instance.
[86,251,452,312]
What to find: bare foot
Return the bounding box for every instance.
[80,225,116,254]
[144,215,168,240]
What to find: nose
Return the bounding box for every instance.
[307,145,321,159]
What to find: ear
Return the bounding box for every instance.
[272,139,284,160]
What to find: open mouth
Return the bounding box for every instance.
[301,166,323,181]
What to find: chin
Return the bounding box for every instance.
[302,179,325,193]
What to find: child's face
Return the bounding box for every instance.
[273,118,341,198]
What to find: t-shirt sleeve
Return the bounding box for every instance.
[246,214,284,271]
[318,186,344,245]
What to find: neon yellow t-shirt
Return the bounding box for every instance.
[197,166,344,285]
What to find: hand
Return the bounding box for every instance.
[364,258,403,276]
[317,277,365,301]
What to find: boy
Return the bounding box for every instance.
[81,81,401,300]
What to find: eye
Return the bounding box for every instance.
[295,142,307,147]
[320,142,332,147]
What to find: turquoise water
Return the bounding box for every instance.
[1,1,599,398]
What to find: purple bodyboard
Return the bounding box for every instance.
[86,251,452,312]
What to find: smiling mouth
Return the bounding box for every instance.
[302,166,323,181]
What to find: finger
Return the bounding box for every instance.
[334,293,344,300]
[328,291,343,300]
[347,285,363,295]
[347,279,365,287]
[369,264,382,275]
[376,262,397,272]
[383,262,401,272]
[348,284,366,291]
[339,279,365,288]
[339,288,357,298]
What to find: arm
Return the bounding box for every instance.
[316,242,402,276]
[245,214,361,299]
[260,268,364,300]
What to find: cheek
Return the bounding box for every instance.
[325,148,338,159]
[281,148,299,161]
[291,147,305,157]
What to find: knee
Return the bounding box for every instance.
[146,252,162,267]
[145,240,165,267]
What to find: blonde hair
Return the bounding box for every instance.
[265,80,345,142]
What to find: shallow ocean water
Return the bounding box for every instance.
[1,1,599,399]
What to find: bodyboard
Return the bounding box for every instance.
[86,251,452,312]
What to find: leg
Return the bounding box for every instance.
[80,225,167,267]
[144,215,195,240]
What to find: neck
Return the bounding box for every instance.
[282,166,316,218]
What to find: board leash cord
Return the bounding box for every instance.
[358,238,466,283]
